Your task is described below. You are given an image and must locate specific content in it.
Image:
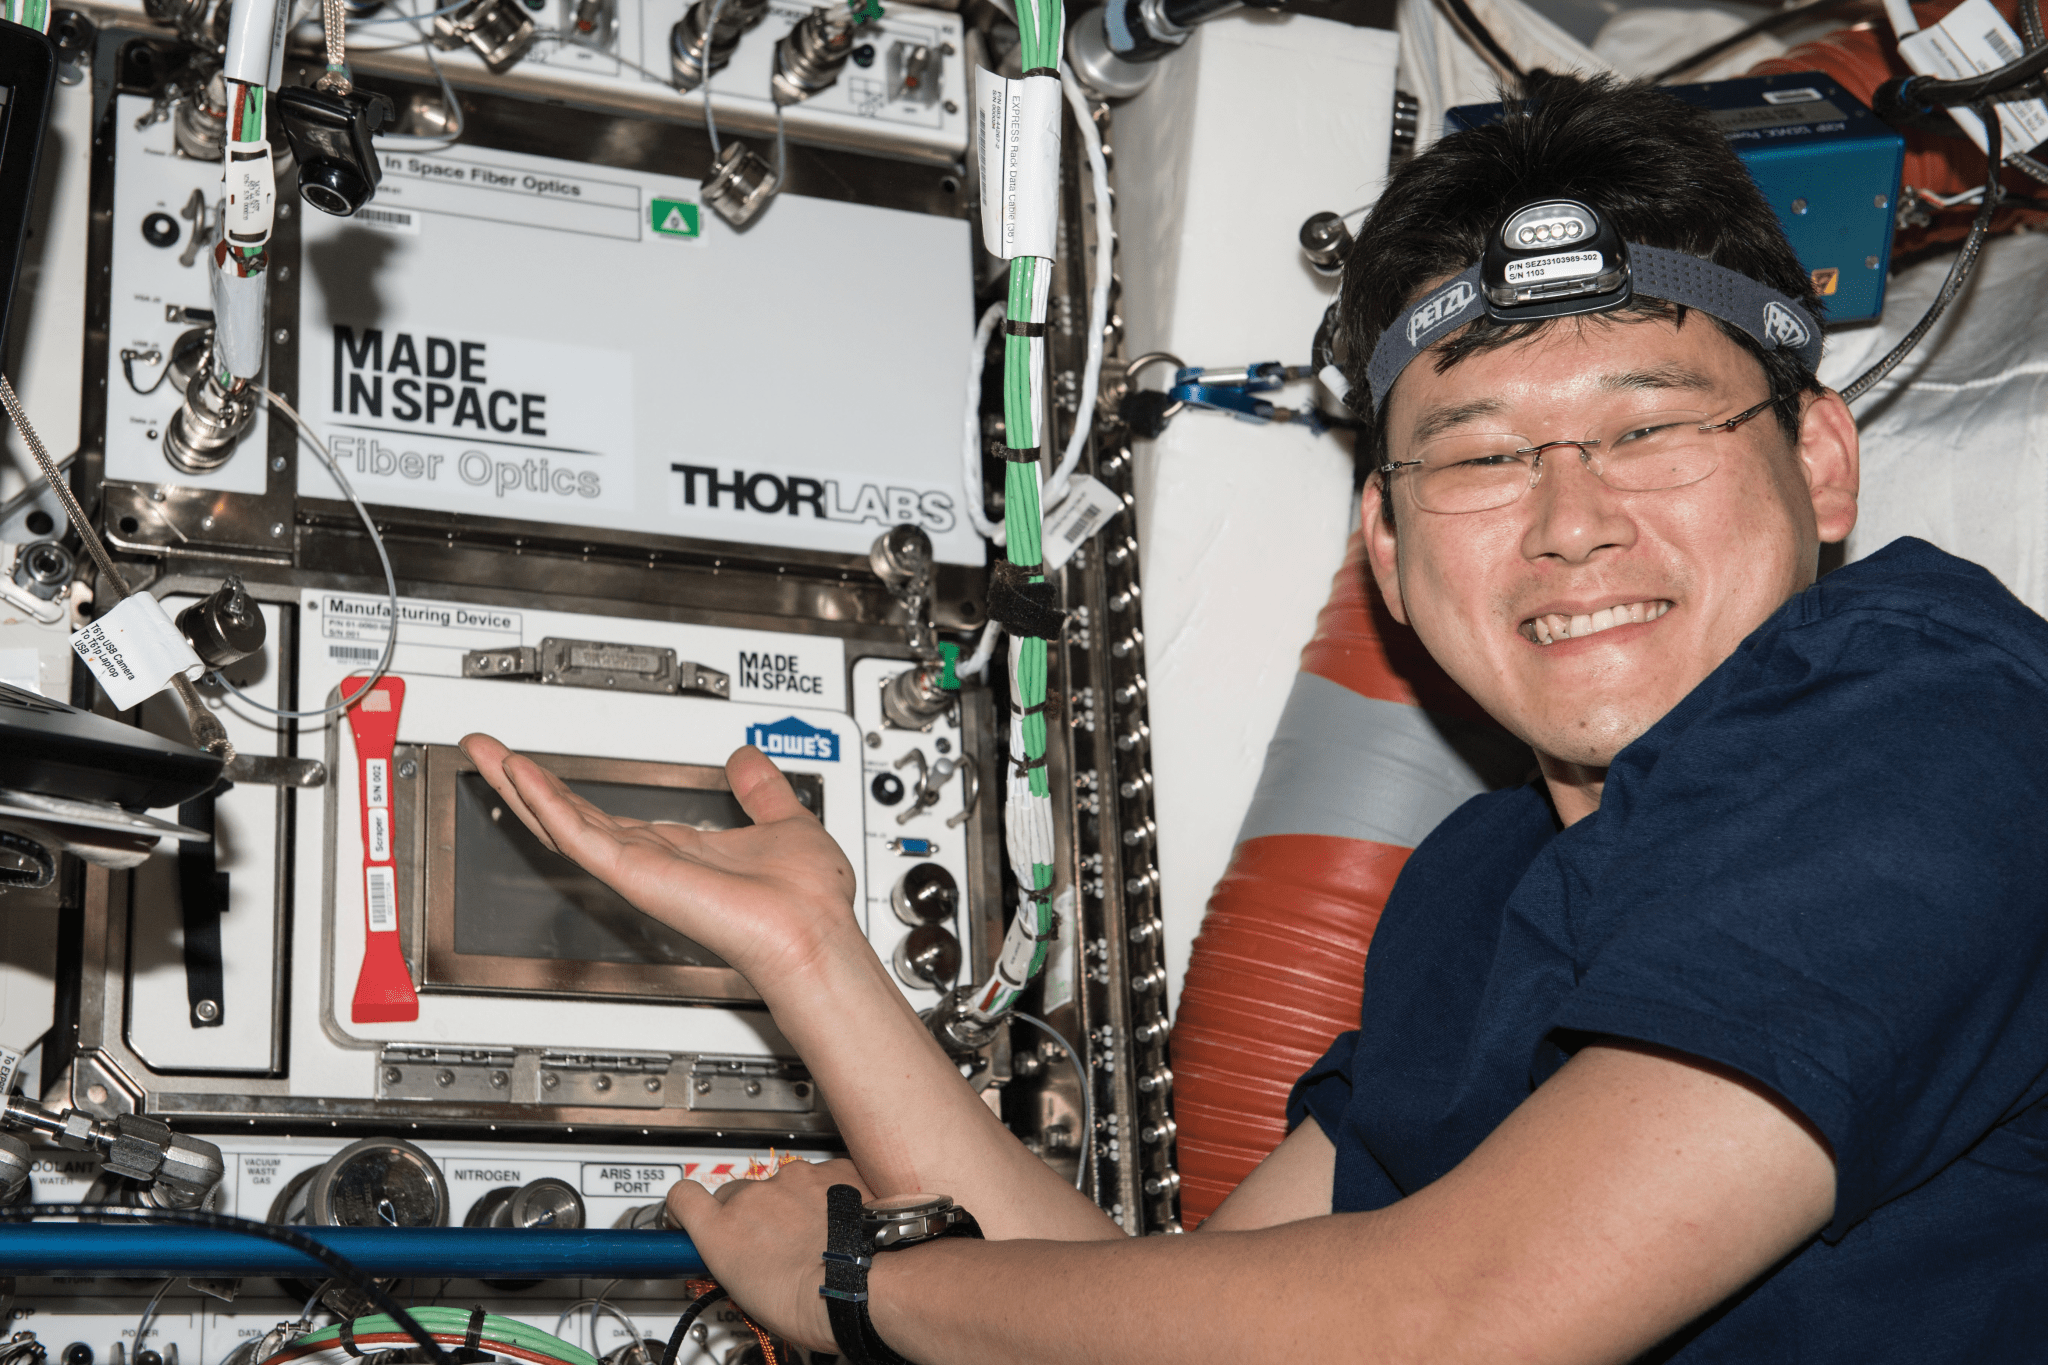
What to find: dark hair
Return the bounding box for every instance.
[1340,74,1825,477]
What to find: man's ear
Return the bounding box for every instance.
[1361,478,1410,625]
[1797,388,1859,544]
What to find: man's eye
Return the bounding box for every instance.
[1447,452,1525,470]
[1612,422,1682,447]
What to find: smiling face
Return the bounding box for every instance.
[1364,310,1860,821]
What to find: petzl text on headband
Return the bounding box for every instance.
[1363,199,1826,414]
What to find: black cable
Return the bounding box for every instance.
[659,1286,727,1365]
[1437,0,1523,83]
[0,829,55,890]
[1841,102,2005,405]
[1649,0,1859,84]
[1892,44,2048,108]
[0,1206,451,1365]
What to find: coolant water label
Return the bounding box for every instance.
[72,593,206,711]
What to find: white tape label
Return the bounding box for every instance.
[366,758,390,810]
[976,68,1061,261]
[1900,0,2048,155]
[1041,475,1124,571]
[368,808,392,863]
[365,865,398,932]
[71,594,205,712]
[224,139,277,248]
[0,1044,22,1098]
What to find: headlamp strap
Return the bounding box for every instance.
[1364,244,1824,413]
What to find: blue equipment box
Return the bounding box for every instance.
[1446,72,1906,324]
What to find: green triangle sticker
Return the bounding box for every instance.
[651,199,700,238]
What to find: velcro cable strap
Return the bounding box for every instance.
[1021,66,1058,78]
[986,560,1066,639]
[465,1308,486,1352]
[337,1324,362,1358]
[1002,445,1042,462]
[1004,319,1047,337]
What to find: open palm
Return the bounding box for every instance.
[459,733,860,984]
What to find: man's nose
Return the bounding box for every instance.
[1520,445,1637,565]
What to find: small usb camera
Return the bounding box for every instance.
[275,85,397,218]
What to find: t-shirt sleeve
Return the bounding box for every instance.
[1549,605,2048,1240]
[1287,1028,1360,1141]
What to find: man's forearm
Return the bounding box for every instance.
[755,923,1120,1242]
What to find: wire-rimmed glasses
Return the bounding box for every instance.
[1377,396,1777,515]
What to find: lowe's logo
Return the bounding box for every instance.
[745,716,840,762]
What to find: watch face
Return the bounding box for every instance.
[864,1192,954,1220]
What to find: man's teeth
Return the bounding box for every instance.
[1525,600,1670,644]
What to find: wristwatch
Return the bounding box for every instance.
[819,1184,984,1365]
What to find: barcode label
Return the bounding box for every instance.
[364,866,398,933]
[355,206,421,235]
[1986,25,2020,61]
[330,644,381,663]
[1040,475,1125,571]
[368,807,392,862]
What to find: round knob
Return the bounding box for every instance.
[892,923,961,989]
[891,862,959,927]
[308,1136,448,1227]
[507,1176,585,1230]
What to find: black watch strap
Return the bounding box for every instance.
[821,1183,908,1365]
[819,1184,984,1365]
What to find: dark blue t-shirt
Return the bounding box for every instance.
[1287,537,2048,1358]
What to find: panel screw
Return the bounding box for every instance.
[200,515,215,531]
[866,732,882,748]
[489,1070,509,1089]
[1874,194,1888,208]
[594,1074,613,1092]
[398,760,417,779]
[194,999,220,1022]
[270,522,285,538]
[541,1071,560,1090]
[694,1078,713,1094]
[436,1069,455,1087]
[273,328,289,344]
[1790,197,1808,215]
[271,455,286,471]
[151,488,166,502]
[1866,255,1880,268]
[644,1076,661,1092]
[384,1066,403,1084]
[943,99,958,114]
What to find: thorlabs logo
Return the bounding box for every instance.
[744,716,840,761]
[671,463,956,534]
[1407,279,1478,346]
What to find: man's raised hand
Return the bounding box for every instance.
[458,734,860,984]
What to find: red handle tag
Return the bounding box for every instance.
[343,674,418,1023]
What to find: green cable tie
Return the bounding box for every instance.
[938,641,960,689]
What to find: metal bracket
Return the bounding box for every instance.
[685,1056,816,1113]
[462,639,731,698]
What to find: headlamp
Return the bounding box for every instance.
[1364,198,1826,414]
